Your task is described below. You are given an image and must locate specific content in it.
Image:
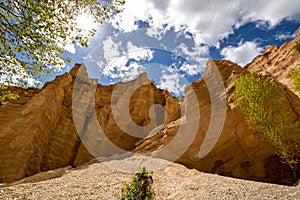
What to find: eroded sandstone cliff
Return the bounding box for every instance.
[135,60,300,185]
[245,27,300,94]
[1,29,300,185]
[0,64,180,183]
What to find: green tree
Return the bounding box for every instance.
[233,73,300,178]
[0,0,125,86]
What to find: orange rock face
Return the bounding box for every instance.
[1,29,300,185]
[0,64,180,183]
[245,27,300,94]
[135,60,300,185]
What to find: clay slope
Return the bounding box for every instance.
[0,64,179,183]
[135,59,300,185]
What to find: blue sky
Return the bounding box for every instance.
[57,0,300,96]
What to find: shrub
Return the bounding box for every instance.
[173,96,185,103]
[293,42,300,51]
[290,67,300,92]
[233,73,300,177]
[0,85,19,104]
[120,167,154,200]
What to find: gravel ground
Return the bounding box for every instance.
[0,157,299,200]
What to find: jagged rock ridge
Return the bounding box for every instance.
[135,60,300,185]
[245,27,300,93]
[0,28,300,185]
[0,65,179,183]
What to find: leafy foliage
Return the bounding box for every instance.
[0,85,19,104]
[174,95,185,103]
[0,0,125,86]
[233,73,300,177]
[120,167,154,200]
[290,67,300,92]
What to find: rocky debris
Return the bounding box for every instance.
[0,160,299,200]
[135,59,300,185]
[0,64,180,183]
[0,166,72,187]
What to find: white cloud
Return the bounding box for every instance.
[239,0,300,27]
[174,43,208,75]
[111,0,300,46]
[0,57,41,87]
[127,41,139,51]
[157,67,183,95]
[103,37,122,63]
[146,26,168,41]
[126,42,154,61]
[0,71,42,88]
[121,62,145,81]
[110,0,152,33]
[175,43,209,63]
[180,63,202,76]
[103,59,146,81]
[102,44,153,81]
[275,31,297,41]
[64,43,76,54]
[56,37,76,54]
[24,77,41,88]
[221,41,263,66]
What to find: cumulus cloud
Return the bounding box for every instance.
[174,43,208,75]
[126,43,154,61]
[221,41,263,66]
[175,43,209,60]
[275,31,297,41]
[64,43,76,54]
[95,0,300,94]
[102,44,153,81]
[103,56,145,80]
[239,0,300,26]
[103,36,122,63]
[180,63,202,76]
[112,0,300,46]
[157,67,184,96]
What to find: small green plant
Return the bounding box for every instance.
[149,78,155,84]
[173,95,185,103]
[293,41,300,51]
[290,67,300,92]
[233,73,300,178]
[0,85,19,104]
[120,167,154,200]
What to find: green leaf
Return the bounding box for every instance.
[0,0,126,87]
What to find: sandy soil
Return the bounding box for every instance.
[0,157,299,200]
